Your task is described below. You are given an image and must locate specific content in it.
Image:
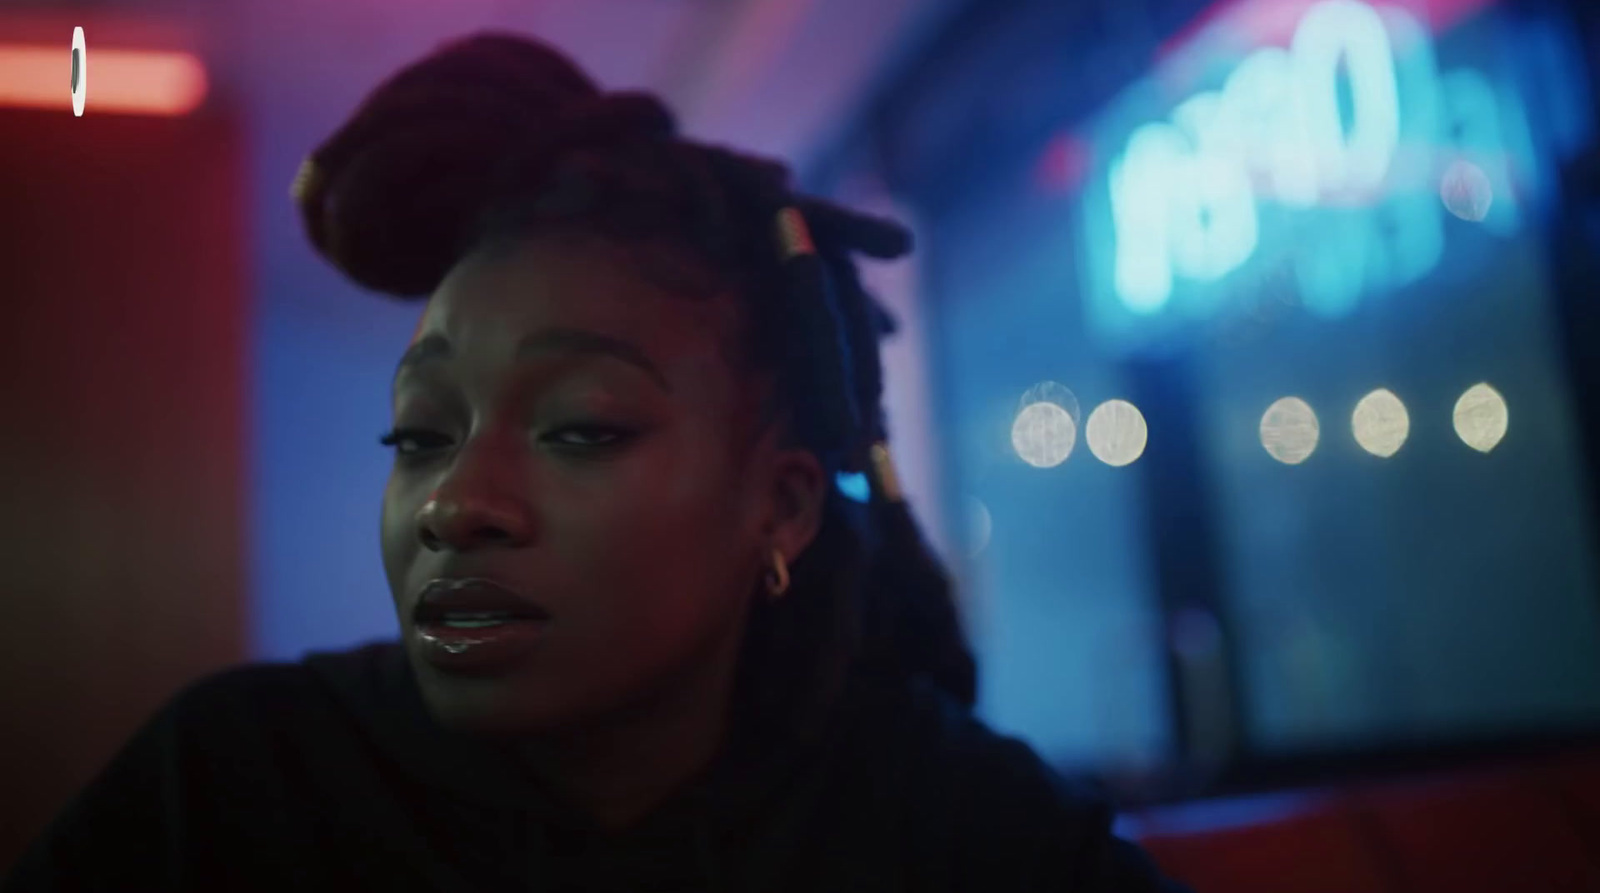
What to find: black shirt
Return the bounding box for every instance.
[4,641,1191,892]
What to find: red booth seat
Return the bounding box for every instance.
[1127,751,1600,893]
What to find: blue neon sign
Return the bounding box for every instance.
[1079,0,1550,343]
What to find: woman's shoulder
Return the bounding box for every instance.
[166,652,329,711]
[105,640,420,820]
[104,641,414,795]
[831,674,1188,891]
[157,640,397,735]
[2,643,406,892]
[857,674,1111,823]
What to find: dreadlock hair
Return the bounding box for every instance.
[292,33,978,741]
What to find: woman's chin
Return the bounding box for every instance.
[415,676,574,736]
[405,649,575,736]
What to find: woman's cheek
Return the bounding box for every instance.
[380,476,422,539]
[378,487,413,603]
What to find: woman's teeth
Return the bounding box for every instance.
[439,612,516,628]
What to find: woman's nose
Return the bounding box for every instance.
[415,487,534,552]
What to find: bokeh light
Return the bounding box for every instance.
[1351,388,1410,457]
[1261,397,1320,464]
[1454,382,1508,453]
[1012,401,1077,468]
[1086,399,1149,466]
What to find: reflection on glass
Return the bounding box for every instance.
[1261,397,1321,464]
[967,496,993,558]
[1440,159,1494,222]
[1086,399,1150,467]
[1454,382,1508,452]
[1020,381,1081,422]
[1352,388,1410,457]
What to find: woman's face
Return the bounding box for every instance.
[380,232,824,736]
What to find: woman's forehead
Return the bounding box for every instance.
[431,237,718,334]
[407,235,750,391]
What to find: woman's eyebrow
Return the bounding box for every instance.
[394,329,671,393]
[394,333,451,379]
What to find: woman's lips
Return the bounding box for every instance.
[413,577,551,623]
[410,577,552,676]
[412,616,549,675]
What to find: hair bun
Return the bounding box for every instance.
[557,92,677,143]
[295,32,675,296]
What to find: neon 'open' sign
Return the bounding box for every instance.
[1099,0,1525,319]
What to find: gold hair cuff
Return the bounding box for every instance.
[290,157,321,204]
[870,441,904,503]
[775,207,816,260]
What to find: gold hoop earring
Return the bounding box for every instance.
[764,547,790,599]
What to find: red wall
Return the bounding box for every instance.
[0,105,249,871]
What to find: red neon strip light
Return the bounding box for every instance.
[0,43,207,115]
[1158,0,1499,61]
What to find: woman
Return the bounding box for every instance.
[5,34,1190,893]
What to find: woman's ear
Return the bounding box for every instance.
[763,446,828,565]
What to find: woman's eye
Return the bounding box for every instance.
[378,424,633,457]
[378,428,453,457]
[547,424,633,448]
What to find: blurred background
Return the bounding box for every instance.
[5,0,1600,888]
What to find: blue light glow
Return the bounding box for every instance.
[1294,210,1367,317]
[1376,188,1445,288]
[1169,94,1260,281]
[1510,14,1594,166]
[836,471,872,503]
[1109,123,1186,311]
[1221,47,1320,207]
[1114,790,1335,839]
[1291,0,1401,196]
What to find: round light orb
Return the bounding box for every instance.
[1261,397,1320,465]
[1086,399,1149,467]
[1454,382,1508,453]
[1012,400,1077,468]
[1352,388,1410,458]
